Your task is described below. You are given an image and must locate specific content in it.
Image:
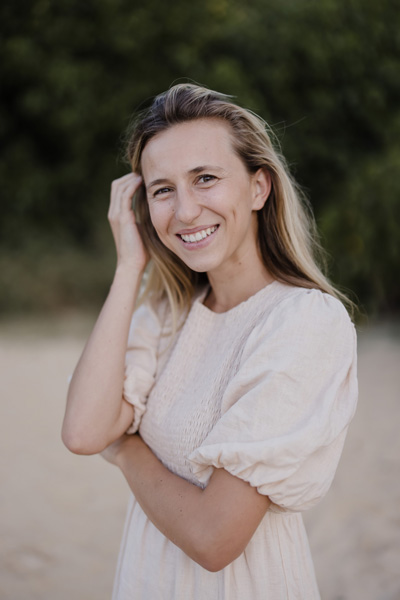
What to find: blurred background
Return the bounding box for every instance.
[1,0,399,598]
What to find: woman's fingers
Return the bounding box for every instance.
[108,173,149,271]
[109,173,143,221]
[109,173,142,218]
[120,176,143,219]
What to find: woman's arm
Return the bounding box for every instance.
[102,434,270,572]
[62,174,148,455]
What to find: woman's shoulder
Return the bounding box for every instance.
[270,282,352,322]
[241,282,356,359]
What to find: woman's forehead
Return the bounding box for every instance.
[141,119,238,177]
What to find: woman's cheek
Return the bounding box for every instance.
[148,205,172,247]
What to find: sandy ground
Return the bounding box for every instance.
[0,314,399,600]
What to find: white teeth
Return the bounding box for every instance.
[180,226,217,243]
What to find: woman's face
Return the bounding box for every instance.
[140,118,270,277]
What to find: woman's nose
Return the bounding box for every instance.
[174,189,202,224]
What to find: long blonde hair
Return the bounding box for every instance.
[126,83,353,324]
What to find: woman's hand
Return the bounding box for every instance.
[108,173,149,274]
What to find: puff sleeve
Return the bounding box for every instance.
[188,290,358,512]
[123,301,164,434]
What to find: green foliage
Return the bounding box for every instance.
[1,0,399,313]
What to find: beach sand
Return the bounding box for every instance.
[1,315,399,600]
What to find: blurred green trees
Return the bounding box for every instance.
[1,0,399,314]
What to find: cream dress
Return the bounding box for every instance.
[112,281,358,600]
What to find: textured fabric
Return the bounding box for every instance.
[113,281,358,600]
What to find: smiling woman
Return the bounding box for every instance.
[141,119,272,290]
[62,84,358,600]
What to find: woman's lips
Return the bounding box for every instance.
[178,225,218,243]
[176,225,219,248]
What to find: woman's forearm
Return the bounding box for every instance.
[62,173,149,455]
[62,265,142,454]
[117,436,206,560]
[112,435,270,571]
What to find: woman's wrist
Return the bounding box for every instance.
[114,262,145,285]
[109,264,144,310]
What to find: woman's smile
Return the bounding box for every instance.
[177,224,219,247]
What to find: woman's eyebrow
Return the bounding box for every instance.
[188,165,225,175]
[146,166,225,191]
[146,178,170,191]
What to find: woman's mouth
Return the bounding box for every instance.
[178,225,218,244]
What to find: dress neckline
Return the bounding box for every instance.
[193,280,282,317]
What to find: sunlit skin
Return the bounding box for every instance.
[141,118,274,312]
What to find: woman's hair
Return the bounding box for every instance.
[125,83,353,323]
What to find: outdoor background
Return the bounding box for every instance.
[1,0,399,599]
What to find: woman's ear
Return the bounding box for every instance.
[252,168,272,211]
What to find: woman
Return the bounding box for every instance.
[62,84,358,599]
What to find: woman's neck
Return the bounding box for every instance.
[204,263,274,313]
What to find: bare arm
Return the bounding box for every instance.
[62,174,148,455]
[102,435,270,571]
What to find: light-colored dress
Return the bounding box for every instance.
[113,281,358,600]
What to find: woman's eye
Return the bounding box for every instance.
[154,187,171,197]
[198,174,216,184]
